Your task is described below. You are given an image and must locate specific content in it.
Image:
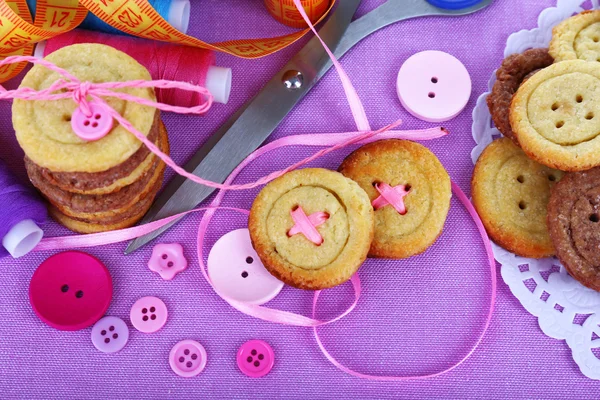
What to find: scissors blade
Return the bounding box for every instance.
[125,0,363,254]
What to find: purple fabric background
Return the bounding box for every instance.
[1,0,599,398]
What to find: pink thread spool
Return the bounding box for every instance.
[36,29,232,105]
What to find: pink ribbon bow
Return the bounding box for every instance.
[372,183,410,214]
[287,206,329,245]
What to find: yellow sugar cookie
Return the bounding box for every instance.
[550,10,600,62]
[13,43,156,173]
[510,60,600,171]
[248,168,374,290]
[472,138,563,258]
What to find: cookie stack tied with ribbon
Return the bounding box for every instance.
[474,10,600,291]
[13,44,169,233]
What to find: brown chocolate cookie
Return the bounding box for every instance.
[547,167,600,291]
[487,48,553,144]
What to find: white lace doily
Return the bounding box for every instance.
[470,0,600,380]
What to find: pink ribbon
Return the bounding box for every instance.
[288,207,329,245]
[372,183,410,214]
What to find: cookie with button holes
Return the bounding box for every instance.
[338,139,451,259]
[472,138,564,258]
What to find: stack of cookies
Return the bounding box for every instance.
[248,139,451,290]
[475,10,600,291]
[13,44,168,233]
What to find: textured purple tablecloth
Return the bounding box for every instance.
[1,0,599,398]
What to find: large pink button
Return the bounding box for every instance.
[169,340,207,378]
[130,296,168,333]
[396,50,471,123]
[148,243,188,280]
[91,316,129,353]
[29,251,112,331]
[237,340,274,378]
[207,229,284,305]
[71,101,113,141]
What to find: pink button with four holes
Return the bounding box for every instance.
[130,296,168,333]
[148,243,188,280]
[71,101,113,141]
[237,340,275,378]
[91,316,129,353]
[169,340,207,377]
[396,50,471,123]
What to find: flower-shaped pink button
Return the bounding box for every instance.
[169,340,207,377]
[71,101,113,141]
[207,229,284,305]
[130,296,168,333]
[91,316,129,353]
[29,251,112,331]
[148,243,188,280]
[237,340,274,378]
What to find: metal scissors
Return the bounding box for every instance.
[126,0,494,254]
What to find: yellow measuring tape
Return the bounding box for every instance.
[0,0,334,82]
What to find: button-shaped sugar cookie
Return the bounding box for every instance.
[472,138,564,258]
[550,10,600,62]
[510,60,600,171]
[248,168,374,290]
[339,139,451,259]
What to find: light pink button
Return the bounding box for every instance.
[396,50,471,123]
[71,101,113,141]
[169,340,207,378]
[207,229,284,305]
[91,316,129,353]
[237,340,274,378]
[130,296,167,333]
[148,243,188,280]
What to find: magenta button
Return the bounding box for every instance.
[148,243,188,280]
[207,229,284,305]
[237,340,274,378]
[169,340,207,378]
[91,316,129,353]
[71,101,113,141]
[130,296,167,333]
[396,50,471,123]
[29,251,112,331]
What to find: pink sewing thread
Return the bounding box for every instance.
[287,207,329,245]
[372,183,410,214]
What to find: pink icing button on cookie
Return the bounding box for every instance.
[207,229,284,305]
[237,340,275,378]
[148,243,188,280]
[169,340,207,378]
[130,296,168,333]
[396,50,471,123]
[29,251,112,331]
[71,101,113,141]
[91,316,129,353]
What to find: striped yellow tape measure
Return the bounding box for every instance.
[0,0,333,82]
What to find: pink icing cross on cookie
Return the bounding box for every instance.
[287,206,329,245]
[372,183,410,215]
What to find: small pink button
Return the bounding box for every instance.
[207,229,284,305]
[148,243,188,280]
[29,251,112,331]
[91,316,129,353]
[237,340,274,378]
[396,50,471,123]
[71,101,113,141]
[169,340,207,378]
[130,296,167,333]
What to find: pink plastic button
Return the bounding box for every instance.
[169,340,207,378]
[130,296,167,333]
[148,243,188,280]
[71,101,113,141]
[29,251,112,331]
[237,340,274,378]
[207,229,284,305]
[91,316,129,353]
[396,50,471,123]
